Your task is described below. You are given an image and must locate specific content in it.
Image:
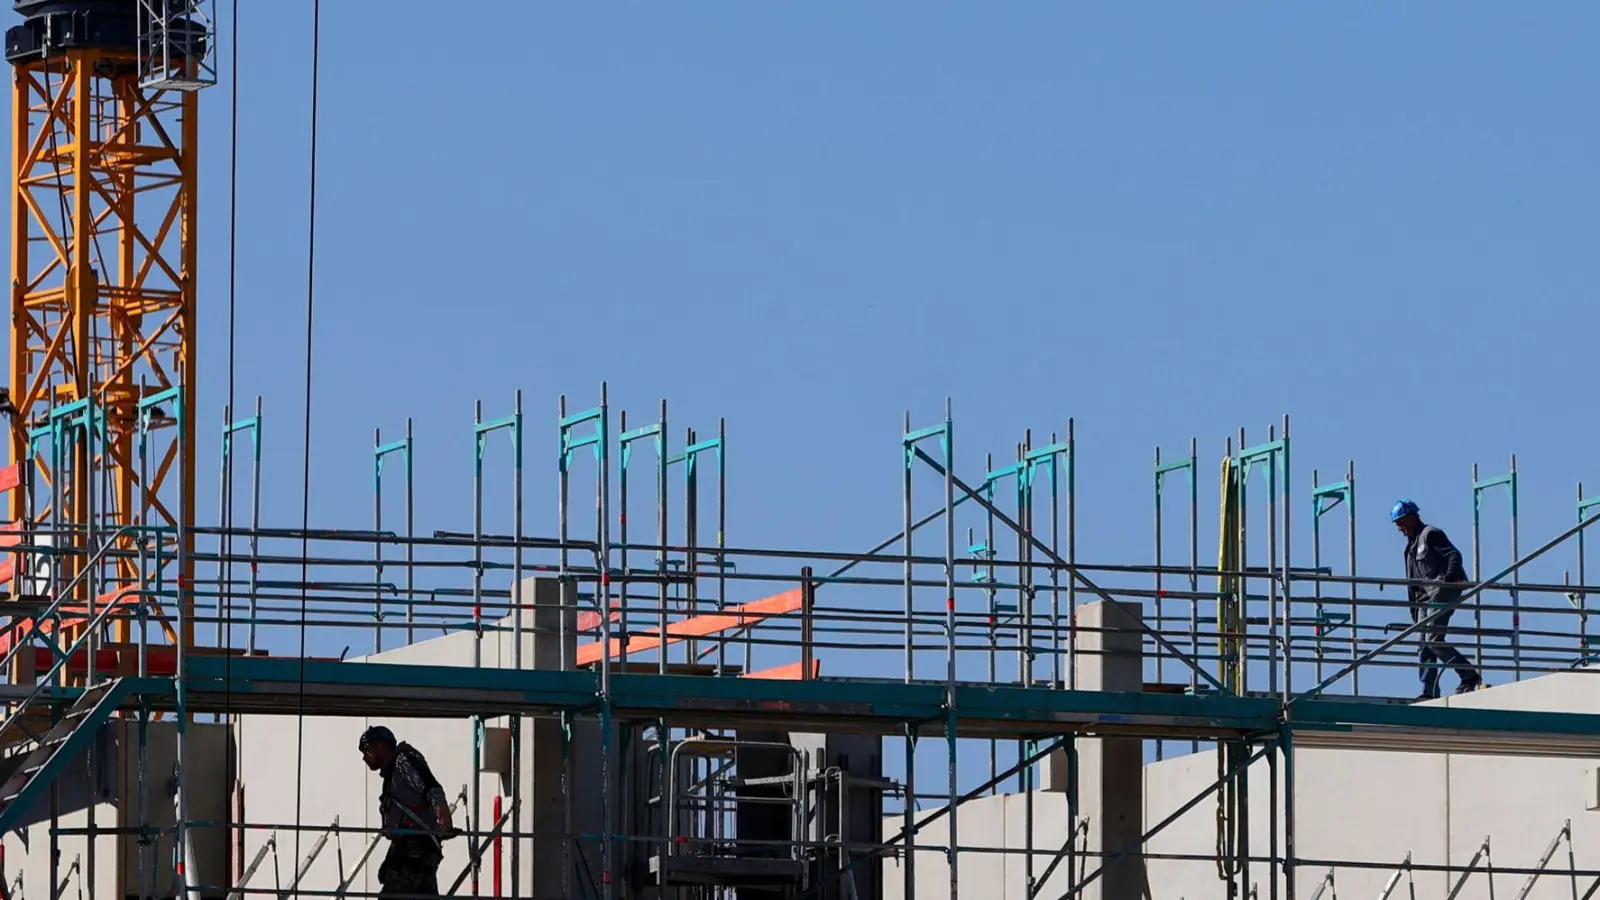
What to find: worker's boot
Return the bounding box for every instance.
[1454,673,1483,694]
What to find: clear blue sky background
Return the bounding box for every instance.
[14,3,1600,795]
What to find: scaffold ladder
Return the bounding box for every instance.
[0,680,126,833]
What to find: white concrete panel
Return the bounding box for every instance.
[1141,747,1223,898]
[1002,789,1073,900]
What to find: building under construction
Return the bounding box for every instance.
[4,2,1600,898]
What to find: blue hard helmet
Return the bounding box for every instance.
[1390,499,1420,522]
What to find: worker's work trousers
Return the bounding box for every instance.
[378,842,441,899]
[1415,606,1477,698]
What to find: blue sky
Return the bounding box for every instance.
[13,3,1600,796]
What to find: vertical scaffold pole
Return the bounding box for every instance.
[222,400,263,653]
[474,394,523,892]
[1066,418,1077,690]
[1283,415,1293,700]
[218,405,231,648]
[1310,462,1356,691]
[142,385,191,899]
[717,417,728,675]
[943,399,957,899]
[904,403,959,896]
[556,394,572,899]
[598,383,615,900]
[134,386,153,899]
[1473,457,1520,681]
[1577,484,1600,664]
[1155,437,1198,757]
[373,420,413,652]
[668,428,722,670]
[900,410,916,899]
[559,388,614,895]
[471,399,485,897]
[1235,426,1290,696]
[511,392,524,899]
[658,400,669,678]
[1283,727,1298,900]
[982,452,997,789]
[1347,461,1357,695]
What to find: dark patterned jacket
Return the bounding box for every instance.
[379,741,447,863]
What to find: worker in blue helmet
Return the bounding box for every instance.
[1391,500,1482,699]
[359,725,456,897]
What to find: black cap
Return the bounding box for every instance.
[358,725,396,751]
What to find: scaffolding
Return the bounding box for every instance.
[0,389,1596,898]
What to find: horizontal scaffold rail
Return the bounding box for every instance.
[19,656,1600,754]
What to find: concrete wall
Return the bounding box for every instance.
[881,624,1600,899]
[231,577,602,900]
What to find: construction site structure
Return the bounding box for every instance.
[6,3,1600,900]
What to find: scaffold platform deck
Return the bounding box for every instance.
[2,657,1583,757]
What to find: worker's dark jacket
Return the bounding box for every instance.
[379,742,447,869]
[1405,525,1467,617]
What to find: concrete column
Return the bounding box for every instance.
[521,577,578,898]
[1042,600,1146,900]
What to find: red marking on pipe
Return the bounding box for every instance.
[601,572,611,586]
[603,871,613,885]
[1157,589,1168,597]
[493,795,503,897]
[473,604,482,621]
[946,598,955,610]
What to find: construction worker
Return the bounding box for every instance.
[1391,499,1483,699]
[360,725,456,898]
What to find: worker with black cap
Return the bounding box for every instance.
[360,725,456,897]
[1392,499,1483,700]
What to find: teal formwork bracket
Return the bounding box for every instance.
[902,422,950,469]
[558,406,605,474]
[1236,438,1289,495]
[1312,480,1352,517]
[476,412,522,469]
[669,438,721,478]
[1155,456,1196,498]
[619,422,662,472]
[1310,481,1354,640]
[225,413,262,467]
[374,436,410,489]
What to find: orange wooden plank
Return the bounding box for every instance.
[742,660,820,680]
[575,588,803,667]
[576,605,621,632]
[0,464,20,495]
